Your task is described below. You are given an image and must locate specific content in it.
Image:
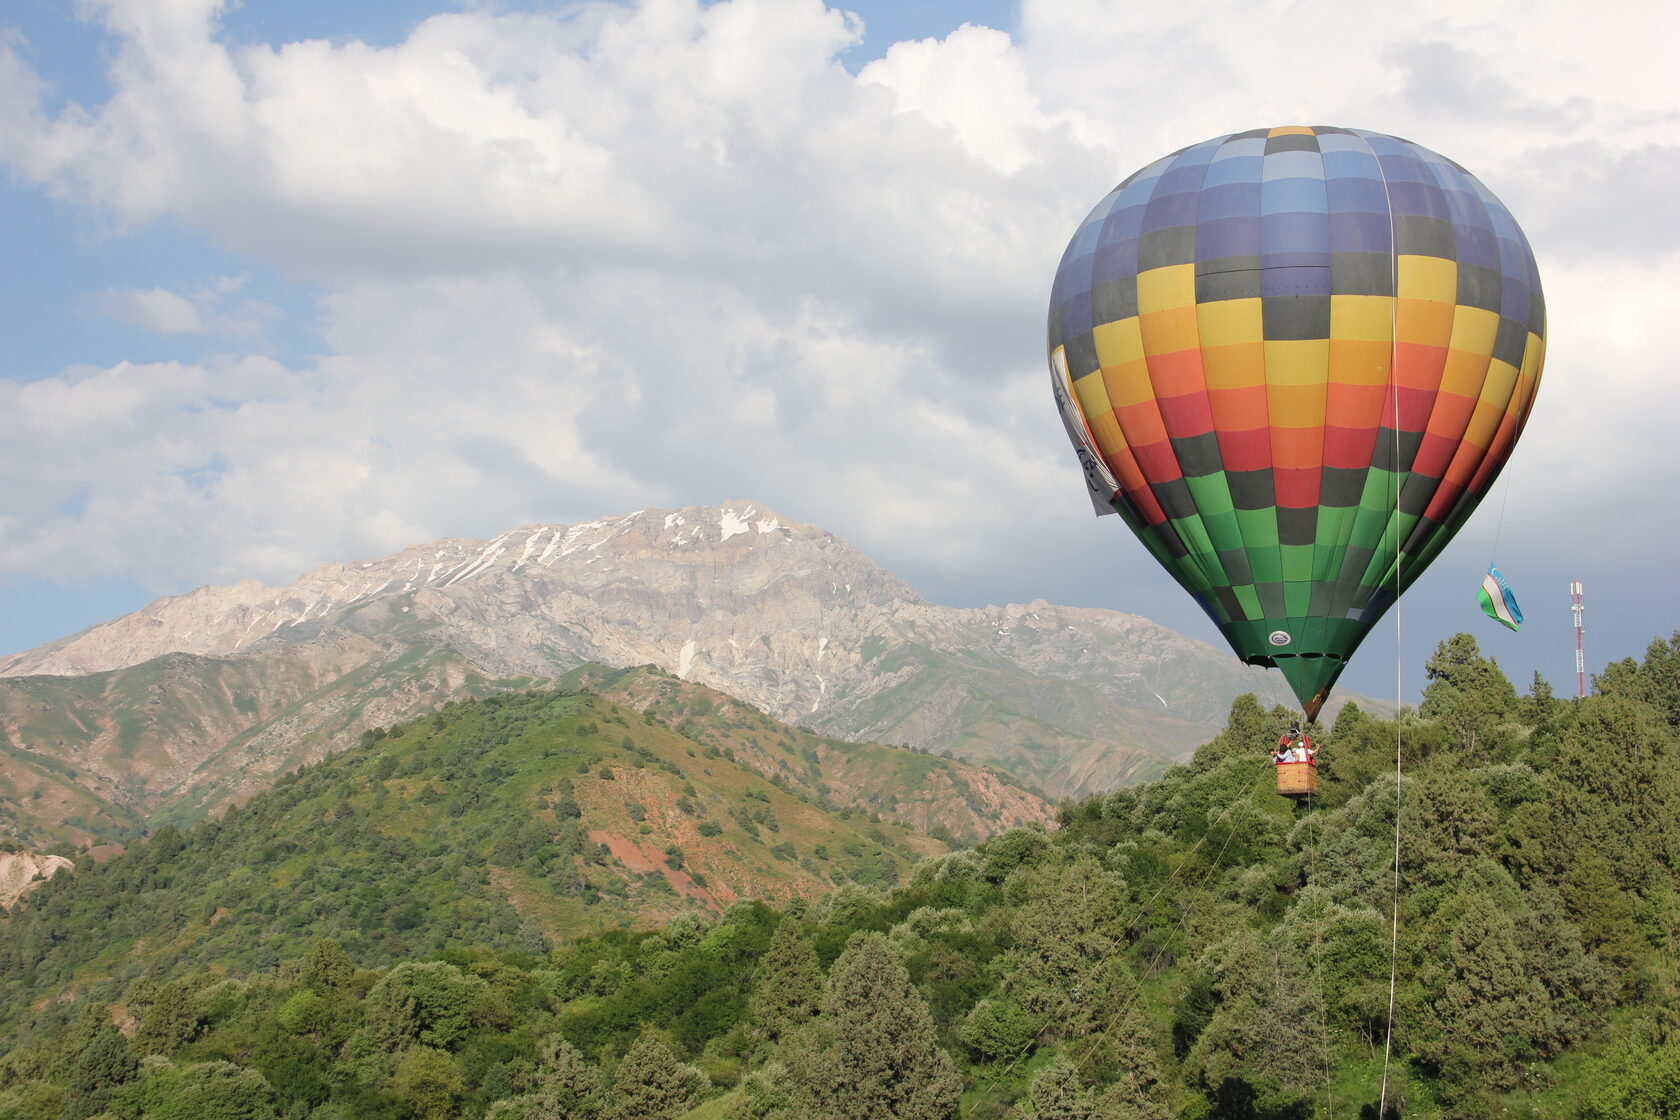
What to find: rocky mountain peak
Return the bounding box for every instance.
[1,500,1325,802]
[1,502,908,679]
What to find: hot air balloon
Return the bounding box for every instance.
[1047,126,1544,720]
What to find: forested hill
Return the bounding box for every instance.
[0,684,951,1009]
[2,632,1679,1120]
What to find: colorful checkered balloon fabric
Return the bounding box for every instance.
[1047,126,1545,716]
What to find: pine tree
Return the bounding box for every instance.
[133,979,203,1056]
[62,1027,140,1120]
[361,960,486,1050]
[1013,1057,1093,1119]
[1189,694,1275,771]
[1519,671,1559,726]
[392,1046,464,1120]
[1641,632,1680,730]
[1000,855,1129,1036]
[298,939,355,993]
[959,997,1039,1063]
[749,920,824,1043]
[485,1054,605,1120]
[792,931,961,1120]
[1415,894,1551,1089]
[1408,775,1496,882]
[605,1031,705,1120]
[528,1035,606,1119]
[1547,695,1680,884]
[1090,1007,1170,1120]
[115,1059,278,1120]
[1565,850,1645,975]
[1183,928,1327,1098]
[1422,634,1519,757]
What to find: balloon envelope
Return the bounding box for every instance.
[1047,126,1544,717]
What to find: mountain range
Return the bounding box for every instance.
[0,502,1339,849]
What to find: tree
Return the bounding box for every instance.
[493,1035,607,1120]
[298,939,355,993]
[1580,1038,1680,1119]
[790,931,961,1120]
[1191,693,1277,772]
[1406,775,1496,884]
[605,1032,705,1120]
[1412,890,1556,1090]
[1641,632,1680,730]
[1421,633,1518,753]
[1519,671,1559,727]
[727,1061,799,1120]
[959,998,1039,1063]
[999,856,1130,1037]
[981,827,1051,884]
[1564,850,1645,976]
[1013,1058,1093,1119]
[1087,1007,1170,1120]
[275,989,330,1038]
[361,961,487,1051]
[748,921,824,1044]
[133,979,204,1056]
[1545,695,1680,885]
[116,1060,278,1120]
[1182,928,1326,1102]
[62,1028,139,1120]
[391,1047,463,1120]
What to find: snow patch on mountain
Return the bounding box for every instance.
[719,508,753,541]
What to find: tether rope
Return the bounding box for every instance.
[1378,621,1404,1116]
[1309,780,1334,1119]
[1373,130,1406,1118]
[1487,463,1515,568]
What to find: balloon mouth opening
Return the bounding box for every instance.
[1241,651,1345,670]
[1244,651,1345,721]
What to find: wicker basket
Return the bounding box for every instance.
[1275,761,1319,797]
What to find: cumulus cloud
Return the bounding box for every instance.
[85,275,279,341]
[87,287,204,333]
[0,0,1675,686]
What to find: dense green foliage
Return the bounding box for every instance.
[2,632,1678,1119]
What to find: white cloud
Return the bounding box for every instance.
[88,287,204,333]
[85,276,278,340]
[0,0,1675,681]
[857,23,1045,175]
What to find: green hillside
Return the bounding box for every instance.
[2,632,1678,1120]
[0,640,543,849]
[561,664,1054,843]
[0,685,941,1030]
[0,649,1053,854]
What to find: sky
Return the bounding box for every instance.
[1,0,1676,706]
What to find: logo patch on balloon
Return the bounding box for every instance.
[1269,631,1292,647]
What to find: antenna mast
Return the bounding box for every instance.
[1570,580,1586,698]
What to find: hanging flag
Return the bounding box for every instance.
[1478,566,1523,631]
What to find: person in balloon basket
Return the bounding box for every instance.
[1277,724,1315,765]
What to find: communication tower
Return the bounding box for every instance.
[1571,581,1585,698]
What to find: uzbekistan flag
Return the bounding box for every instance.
[1478,565,1523,631]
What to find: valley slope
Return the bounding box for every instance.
[1,682,952,1014]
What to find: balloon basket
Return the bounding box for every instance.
[1275,761,1319,798]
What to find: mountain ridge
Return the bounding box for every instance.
[0,502,1356,829]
